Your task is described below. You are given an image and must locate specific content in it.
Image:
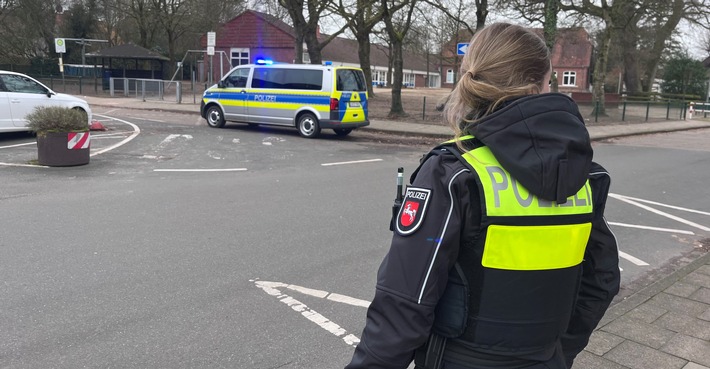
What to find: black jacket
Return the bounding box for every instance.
[345,93,620,369]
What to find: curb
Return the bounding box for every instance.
[599,249,710,328]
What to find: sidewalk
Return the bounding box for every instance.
[82,95,710,142]
[84,95,710,369]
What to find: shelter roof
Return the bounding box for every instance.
[86,43,169,61]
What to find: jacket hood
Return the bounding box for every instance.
[466,93,592,203]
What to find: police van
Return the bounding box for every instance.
[200,61,369,138]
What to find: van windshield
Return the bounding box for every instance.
[336,69,366,92]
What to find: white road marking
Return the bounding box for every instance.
[619,251,650,266]
[207,151,222,160]
[128,116,165,123]
[608,221,695,235]
[321,158,383,166]
[252,280,362,347]
[0,142,35,149]
[91,114,140,157]
[157,134,192,148]
[153,168,247,172]
[91,131,133,138]
[612,194,710,216]
[0,162,47,168]
[609,193,710,232]
[102,109,118,114]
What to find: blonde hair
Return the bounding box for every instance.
[444,23,550,141]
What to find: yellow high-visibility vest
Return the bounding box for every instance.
[450,136,594,271]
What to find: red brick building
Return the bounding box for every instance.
[200,10,439,88]
[439,27,593,93]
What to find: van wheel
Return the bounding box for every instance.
[297,113,320,138]
[333,128,352,136]
[205,106,225,128]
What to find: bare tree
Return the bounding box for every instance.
[638,0,709,93]
[331,0,386,96]
[279,0,350,64]
[381,0,417,117]
[559,0,641,115]
[119,0,159,48]
[495,0,561,91]
[0,0,59,63]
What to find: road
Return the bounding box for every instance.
[0,108,708,368]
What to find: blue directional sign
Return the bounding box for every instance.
[457,43,468,55]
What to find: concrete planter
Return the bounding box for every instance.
[36,131,90,167]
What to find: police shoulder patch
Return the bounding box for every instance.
[396,187,432,236]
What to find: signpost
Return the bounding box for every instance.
[207,32,216,85]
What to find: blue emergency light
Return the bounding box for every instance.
[323,61,333,66]
[256,58,274,65]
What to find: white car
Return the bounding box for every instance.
[0,70,92,133]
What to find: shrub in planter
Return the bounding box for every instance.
[27,106,91,167]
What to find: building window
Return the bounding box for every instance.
[403,73,415,88]
[446,69,454,84]
[371,69,387,87]
[231,48,249,67]
[562,71,576,86]
[302,52,310,64]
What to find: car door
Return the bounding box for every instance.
[220,67,249,122]
[0,77,12,129]
[1,74,55,127]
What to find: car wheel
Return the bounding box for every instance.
[297,113,320,138]
[333,128,352,136]
[205,105,225,128]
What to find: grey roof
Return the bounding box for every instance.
[233,10,435,73]
[322,36,436,73]
[86,43,169,61]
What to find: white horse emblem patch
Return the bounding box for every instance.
[396,187,431,235]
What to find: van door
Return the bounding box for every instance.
[334,68,368,123]
[220,67,250,122]
[248,67,325,126]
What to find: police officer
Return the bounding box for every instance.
[345,23,620,369]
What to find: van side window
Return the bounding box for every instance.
[336,69,366,91]
[252,68,323,90]
[225,68,249,88]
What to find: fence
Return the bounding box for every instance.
[584,100,693,123]
[36,75,102,95]
[109,78,182,103]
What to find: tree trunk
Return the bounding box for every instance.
[622,33,640,95]
[592,27,612,116]
[293,32,304,64]
[389,39,405,117]
[475,0,487,30]
[305,30,322,65]
[356,31,375,96]
[543,0,558,93]
[641,0,684,93]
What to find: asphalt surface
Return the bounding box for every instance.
[83,96,710,369]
